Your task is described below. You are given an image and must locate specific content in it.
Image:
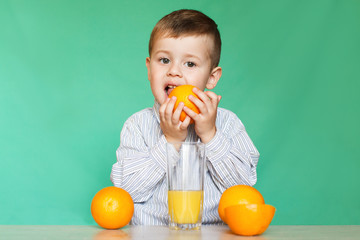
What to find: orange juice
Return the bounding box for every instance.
[168,190,203,224]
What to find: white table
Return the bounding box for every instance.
[1,225,359,239]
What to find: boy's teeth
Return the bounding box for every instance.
[166,85,176,95]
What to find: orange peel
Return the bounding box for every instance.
[218,185,265,223]
[225,204,275,236]
[168,85,200,123]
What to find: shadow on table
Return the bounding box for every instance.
[166,228,268,240]
[93,229,130,240]
[219,229,268,240]
[166,229,202,240]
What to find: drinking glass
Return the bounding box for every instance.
[166,142,205,230]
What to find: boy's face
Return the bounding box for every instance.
[146,35,221,105]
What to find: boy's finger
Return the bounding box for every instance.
[204,91,221,108]
[192,87,211,106]
[159,98,170,120]
[165,96,177,119]
[188,94,206,112]
[204,91,219,103]
[172,102,184,124]
[159,97,170,111]
[183,106,198,120]
[180,116,191,130]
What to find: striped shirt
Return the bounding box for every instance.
[110,101,259,225]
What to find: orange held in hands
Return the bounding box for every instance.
[91,186,134,229]
[168,85,200,123]
[218,185,275,236]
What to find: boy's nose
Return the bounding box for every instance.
[167,63,182,78]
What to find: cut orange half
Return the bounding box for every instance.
[225,204,275,236]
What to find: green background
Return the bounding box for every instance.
[1,0,359,225]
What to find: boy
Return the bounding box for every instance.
[111,9,259,225]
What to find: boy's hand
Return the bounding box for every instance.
[183,88,221,144]
[159,96,191,143]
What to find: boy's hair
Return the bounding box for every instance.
[149,9,221,69]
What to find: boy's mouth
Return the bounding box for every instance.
[165,85,177,96]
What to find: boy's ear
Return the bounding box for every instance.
[146,57,151,80]
[206,66,222,90]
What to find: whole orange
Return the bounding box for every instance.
[218,185,265,223]
[225,204,276,236]
[91,186,134,229]
[168,85,200,123]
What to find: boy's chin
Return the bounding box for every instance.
[156,95,167,105]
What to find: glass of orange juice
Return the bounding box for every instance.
[166,142,205,230]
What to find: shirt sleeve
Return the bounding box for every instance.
[110,116,168,202]
[205,110,260,193]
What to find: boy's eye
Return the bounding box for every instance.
[185,62,196,68]
[160,58,170,64]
